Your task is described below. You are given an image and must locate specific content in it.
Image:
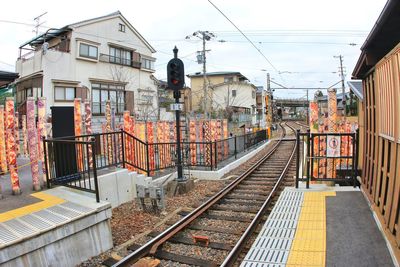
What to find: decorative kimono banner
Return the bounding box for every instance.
[157,122,164,169]
[27,98,40,190]
[147,121,155,175]
[84,100,93,168]
[203,120,211,166]
[223,119,228,158]
[105,100,113,165]
[216,120,222,161]
[5,97,20,194]
[74,99,84,170]
[15,112,20,156]
[0,106,7,173]
[38,98,48,182]
[189,120,196,165]
[327,135,341,157]
[309,101,319,133]
[22,115,28,156]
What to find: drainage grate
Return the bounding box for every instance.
[0,224,20,244]
[243,248,290,264]
[60,202,94,214]
[241,261,285,267]
[252,237,292,250]
[32,209,69,225]
[18,214,54,231]
[259,228,295,239]
[47,205,82,219]
[268,211,299,221]
[271,205,301,214]
[264,219,297,229]
[2,219,37,238]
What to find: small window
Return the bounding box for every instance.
[224,77,234,83]
[252,90,256,99]
[79,43,98,59]
[232,89,237,97]
[119,23,125,32]
[55,86,75,101]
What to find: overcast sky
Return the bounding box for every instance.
[0,0,387,98]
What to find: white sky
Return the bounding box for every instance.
[0,0,388,98]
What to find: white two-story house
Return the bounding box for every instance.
[15,11,158,129]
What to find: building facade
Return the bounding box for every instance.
[352,0,400,261]
[187,71,257,124]
[15,11,157,127]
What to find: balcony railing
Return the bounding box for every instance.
[99,53,141,69]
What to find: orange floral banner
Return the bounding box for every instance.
[5,97,20,194]
[0,106,7,173]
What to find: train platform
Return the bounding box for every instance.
[241,185,397,267]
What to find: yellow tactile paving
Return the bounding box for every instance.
[0,192,65,222]
[286,191,336,267]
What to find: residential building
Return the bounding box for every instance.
[352,0,400,261]
[15,11,157,128]
[187,71,257,124]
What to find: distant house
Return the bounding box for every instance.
[352,0,400,261]
[187,71,257,124]
[15,11,157,127]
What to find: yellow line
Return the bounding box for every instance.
[0,192,65,223]
[286,191,336,267]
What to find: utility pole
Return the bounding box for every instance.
[33,12,47,36]
[334,55,346,119]
[266,73,272,130]
[186,31,215,119]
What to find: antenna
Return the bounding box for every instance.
[33,12,47,36]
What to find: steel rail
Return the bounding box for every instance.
[113,123,288,267]
[221,123,298,266]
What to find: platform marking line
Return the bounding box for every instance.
[286,191,336,267]
[0,192,65,223]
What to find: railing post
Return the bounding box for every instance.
[306,129,310,189]
[210,141,213,170]
[43,138,51,189]
[353,129,359,188]
[120,129,125,169]
[234,135,237,159]
[214,141,218,170]
[296,129,300,188]
[146,142,151,177]
[91,138,100,203]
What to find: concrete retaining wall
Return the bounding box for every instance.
[0,204,112,267]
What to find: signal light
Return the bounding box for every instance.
[167,58,185,90]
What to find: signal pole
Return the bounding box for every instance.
[187,31,215,119]
[334,55,346,119]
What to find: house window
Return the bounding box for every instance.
[224,77,234,83]
[54,86,75,101]
[119,23,125,32]
[252,90,256,98]
[109,47,132,66]
[232,89,237,97]
[79,43,98,59]
[92,83,125,114]
[141,58,155,70]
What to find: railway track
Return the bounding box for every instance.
[113,122,299,267]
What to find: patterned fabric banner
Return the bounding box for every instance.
[27,98,40,190]
[84,100,93,168]
[216,120,222,161]
[157,122,164,169]
[105,100,113,165]
[129,116,136,168]
[189,120,196,165]
[22,115,28,156]
[147,122,155,175]
[5,97,20,194]
[223,119,229,158]
[74,99,84,171]
[37,98,47,182]
[15,112,20,156]
[0,106,7,173]
[204,120,211,166]
[309,101,319,133]
[327,89,337,177]
[164,121,171,167]
[198,120,204,160]
[136,121,146,174]
[123,111,132,170]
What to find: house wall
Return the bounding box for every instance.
[361,42,400,261]
[212,82,256,112]
[15,15,157,120]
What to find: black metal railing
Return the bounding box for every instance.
[44,129,268,200]
[99,53,141,68]
[43,138,100,202]
[296,129,359,188]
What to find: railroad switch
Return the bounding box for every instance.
[191,234,210,247]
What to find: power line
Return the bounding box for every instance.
[207,0,280,74]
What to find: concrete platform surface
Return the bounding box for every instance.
[241,185,396,267]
